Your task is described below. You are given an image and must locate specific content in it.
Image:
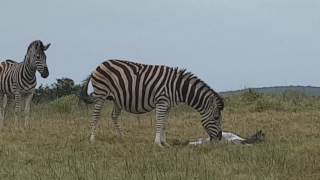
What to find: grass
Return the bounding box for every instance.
[0,94,319,180]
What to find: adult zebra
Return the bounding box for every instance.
[0,40,50,128]
[81,60,224,147]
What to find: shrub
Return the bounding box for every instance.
[240,89,263,104]
[49,95,79,113]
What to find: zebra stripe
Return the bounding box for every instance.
[0,40,50,128]
[81,60,224,146]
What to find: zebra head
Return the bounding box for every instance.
[201,94,224,141]
[26,40,50,78]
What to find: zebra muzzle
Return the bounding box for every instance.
[41,67,49,78]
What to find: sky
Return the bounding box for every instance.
[0,0,319,91]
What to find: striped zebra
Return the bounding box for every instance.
[0,40,50,128]
[81,60,224,147]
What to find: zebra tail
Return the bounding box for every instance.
[79,74,95,104]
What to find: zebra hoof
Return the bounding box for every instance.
[117,131,124,137]
[90,135,96,143]
[24,124,30,129]
[161,142,171,147]
[154,141,164,148]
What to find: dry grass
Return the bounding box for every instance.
[0,101,319,180]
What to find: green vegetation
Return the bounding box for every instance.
[221,85,320,97]
[33,78,80,104]
[225,88,320,113]
[0,89,319,179]
[49,95,80,114]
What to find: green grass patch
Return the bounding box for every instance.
[0,94,319,179]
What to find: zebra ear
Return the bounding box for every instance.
[43,43,51,51]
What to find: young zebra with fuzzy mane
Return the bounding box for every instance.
[0,40,50,128]
[81,60,224,147]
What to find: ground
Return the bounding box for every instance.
[0,99,319,180]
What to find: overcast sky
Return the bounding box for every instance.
[0,0,319,91]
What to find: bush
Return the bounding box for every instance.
[34,78,81,104]
[49,95,79,113]
[225,90,288,112]
[240,89,263,104]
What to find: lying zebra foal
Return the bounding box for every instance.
[189,130,265,145]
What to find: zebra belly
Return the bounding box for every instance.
[109,80,159,114]
[107,91,156,114]
[0,74,35,95]
[0,83,14,95]
[119,101,156,114]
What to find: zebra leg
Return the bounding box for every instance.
[0,94,4,129]
[111,103,122,136]
[161,109,170,147]
[90,98,105,142]
[24,92,34,128]
[154,100,170,147]
[14,92,22,128]
[3,95,8,121]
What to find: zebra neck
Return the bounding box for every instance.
[184,90,213,113]
[22,59,37,81]
[23,56,36,73]
[177,78,212,113]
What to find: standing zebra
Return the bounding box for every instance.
[81,60,224,147]
[0,40,50,128]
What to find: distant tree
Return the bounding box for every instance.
[33,77,81,103]
[53,78,76,97]
[34,84,55,103]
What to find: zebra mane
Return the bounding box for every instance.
[178,68,210,89]
[24,40,42,63]
[5,59,18,64]
[27,40,45,52]
[178,68,224,110]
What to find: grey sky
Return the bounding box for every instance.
[1,0,319,91]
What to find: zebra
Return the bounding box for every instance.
[0,40,50,128]
[81,59,224,147]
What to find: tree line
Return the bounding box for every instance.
[33,78,81,103]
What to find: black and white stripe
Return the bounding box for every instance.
[0,40,50,128]
[81,60,224,146]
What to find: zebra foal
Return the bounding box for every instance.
[0,40,50,128]
[81,60,224,147]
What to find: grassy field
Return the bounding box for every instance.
[0,94,319,180]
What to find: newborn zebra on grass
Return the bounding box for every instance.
[81,60,224,147]
[189,130,265,146]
